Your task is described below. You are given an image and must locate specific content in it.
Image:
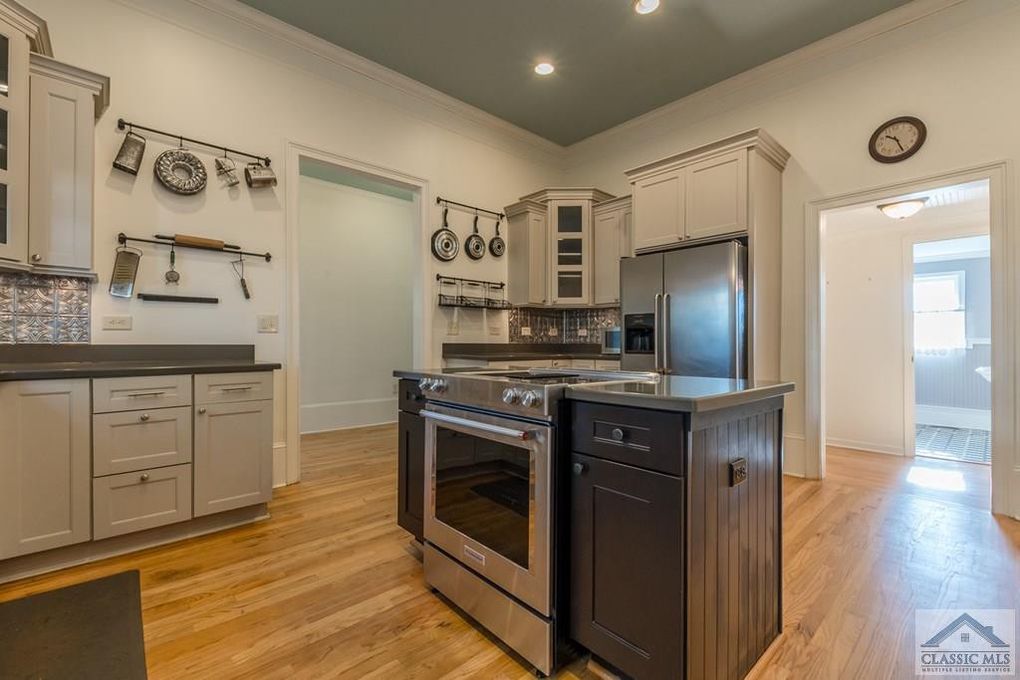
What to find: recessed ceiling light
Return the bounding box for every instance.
[534,62,554,76]
[877,197,929,219]
[634,0,660,14]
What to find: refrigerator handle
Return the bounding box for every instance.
[653,293,663,373]
[663,292,672,374]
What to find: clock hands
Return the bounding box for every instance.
[884,134,905,152]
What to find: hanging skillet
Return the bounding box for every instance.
[488,215,506,258]
[465,213,486,261]
[431,208,459,262]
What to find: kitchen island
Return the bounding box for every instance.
[565,376,794,680]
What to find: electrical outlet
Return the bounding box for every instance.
[257,314,279,333]
[521,326,532,337]
[447,320,460,336]
[489,325,501,336]
[549,327,559,337]
[102,315,132,331]
[577,328,589,338]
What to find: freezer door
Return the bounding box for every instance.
[620,254,663,372]
[663,242,747,378]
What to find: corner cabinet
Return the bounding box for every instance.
[0,379,92,559]
[592,196,631,305]
[0,11,31,265]
[506,188,615,307]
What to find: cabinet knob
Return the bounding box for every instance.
[140,413,150,422]
[610,427,625,442]
[140,473,150,482]
[198,407,207,415]
[30,254,42,263]
[572,462,587,476]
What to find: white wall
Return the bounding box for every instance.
[823,199,988,456]
[26,0,563,479]
[561,0,1020,475]
[298,176,413,433]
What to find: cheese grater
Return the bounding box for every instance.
[109,246,142,298]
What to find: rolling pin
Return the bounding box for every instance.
[155,233,241,251]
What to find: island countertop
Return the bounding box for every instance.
[566,375,795,412]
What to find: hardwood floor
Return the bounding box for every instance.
[1,430,1018,679]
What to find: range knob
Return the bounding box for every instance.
[418,377,432,392]
[520,390,543,409]
[501,388,521,405]
[432,379,448,393]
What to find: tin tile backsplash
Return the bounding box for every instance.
[509,307,620,343]
[0,273,91,344]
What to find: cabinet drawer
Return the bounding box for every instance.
[93,406,192,476]
[195,372,273,405]
[398,379,425,414]
[92,464,192,540]
[570,401,686,476]
[93,374,192,413]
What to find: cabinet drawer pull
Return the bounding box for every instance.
[139,413,150,422]
[140,473,150,482]
[573,462,587,476]
[610,427,625,442]
[197,407,207,415]
[31,253,42,262]
[221,386,253,392]
[128,391,165,398]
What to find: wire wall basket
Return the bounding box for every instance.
[437,275,511,310]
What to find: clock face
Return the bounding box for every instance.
[869,116,926,163]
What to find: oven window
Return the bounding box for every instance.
[434,425,532,569]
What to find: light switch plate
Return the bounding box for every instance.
[102,315,133,331]
[549,327,559,337]
[521,326,532,337]
[578,328,589,337]
[257,314,279,333]
[489,325,501,336]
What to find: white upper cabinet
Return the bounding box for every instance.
[547,198,591,305]
[506,200,548,306]
[0,12,30,265]
[626,130,785,253]
[592,195,631,306]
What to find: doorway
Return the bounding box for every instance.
[283,144,431,483]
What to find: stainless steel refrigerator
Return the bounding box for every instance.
[620,241,747,378]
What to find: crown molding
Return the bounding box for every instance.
[568,0,970,156]
[29,53,110,117]
[177,0,565,165]
[0,0,52,55]
[504,199,547,218]
[625,128,789,181]
[519,187,616,203]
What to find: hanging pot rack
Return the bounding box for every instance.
[436,196,504,221]
[117,118,272,166]
[117,232,272,262]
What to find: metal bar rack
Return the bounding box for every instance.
[436,274,511,310]
[117,232,272,262]
[117,118,272,166]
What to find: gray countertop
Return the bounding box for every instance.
[566,376,795,412]
[442,342,620,362]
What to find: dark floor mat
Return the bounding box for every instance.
[0,570,148,680]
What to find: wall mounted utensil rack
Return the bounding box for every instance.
[436,196,504,220]
[137,293,219,304]
[117,233,272,262]
[436,274,511,310]
[117,118,272,166]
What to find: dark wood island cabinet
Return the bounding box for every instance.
[396,378,425,542]
[566,377,793,680]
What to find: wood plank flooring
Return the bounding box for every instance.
[1,430,1018,679]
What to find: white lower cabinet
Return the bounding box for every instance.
[93,464,192,540]
[0,379,91,559]
[194,397,274,517]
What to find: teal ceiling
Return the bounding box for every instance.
[239,0,913,145]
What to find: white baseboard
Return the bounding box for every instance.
[827,437,904,456]
[300,397,397,434]
[273,442,288,488]
[916,404,991,430]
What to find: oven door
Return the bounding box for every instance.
[423,404,551,616]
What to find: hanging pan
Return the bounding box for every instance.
[465,214,486,260]
[488,216,505,258]
[431,208,459,262]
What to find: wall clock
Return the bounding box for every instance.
[869,116,927,163]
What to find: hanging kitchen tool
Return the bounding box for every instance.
[465,213,486,260]
[245,161,277,188]
[231,255,251,300]
[154,139,208,195]
[488,215,506,258]
[431,208,460,262]
[164,245,180,285]
[109,245,142,298]
[113,127,146,175]
[215,155,240,187]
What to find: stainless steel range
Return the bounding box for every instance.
[416,368,655,676]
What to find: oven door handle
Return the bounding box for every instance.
[422,410,533,441]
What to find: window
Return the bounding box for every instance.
[914,271,966,352]
[961,632,970,643]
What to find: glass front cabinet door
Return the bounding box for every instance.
[548,199,591,305]
[0,16,29,265]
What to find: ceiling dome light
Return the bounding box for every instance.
[634,0,660,14]
[534,62,555,76]
[878,197,929,220]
